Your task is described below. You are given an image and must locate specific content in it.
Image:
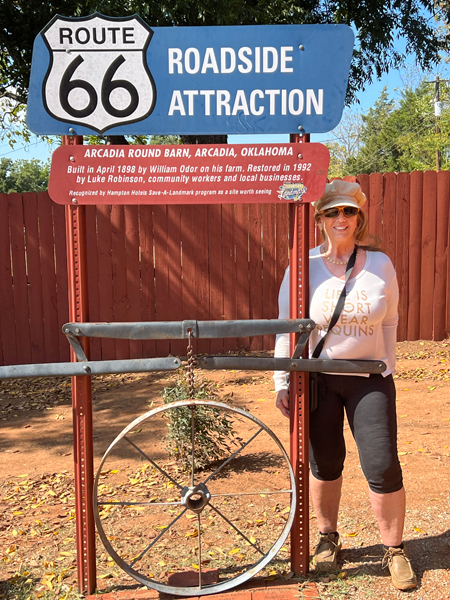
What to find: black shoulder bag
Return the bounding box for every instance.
[309,246,358,412]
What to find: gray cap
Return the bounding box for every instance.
[312,180,367,210]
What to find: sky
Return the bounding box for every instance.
[1,56,450,163]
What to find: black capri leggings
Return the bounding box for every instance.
[309,373,403,494]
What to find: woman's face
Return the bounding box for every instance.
[317,205,359,245]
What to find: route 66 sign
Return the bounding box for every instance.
[31,13,155,134]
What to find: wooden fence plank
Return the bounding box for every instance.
[96,205,115,360]
[139,206,156,358]
[235,203,250,350]
[275,203,289,283]
[221,204,237,351]
[85,205,101,360]
[178,204,196,354]
[420,171,437,339]
[153,205,170,357]
[37,192,60,363]
[166,204,184,358]
[195,205,211,355]
[9,194,31,364]
[248,203,263,350]
[0,194,17,365]
[395,173,410,341]
[435,171,450,340]
[125,206,143,359]
[22,193,46,363]
[357,174,370,223]
[263,203,278,350]
[368,173,383,241]
[52,201,69,362]
[408,172,423,340]
[208,204,225,353]
[382,173,396,263]
[111,205,129,359]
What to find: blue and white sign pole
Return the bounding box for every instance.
[27,13,354,137]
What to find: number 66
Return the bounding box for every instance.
[60,54,139,119]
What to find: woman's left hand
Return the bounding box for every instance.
[276,389,290,418]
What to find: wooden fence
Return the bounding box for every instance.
[0,170,449,366]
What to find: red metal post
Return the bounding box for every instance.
[63,135,97,594]
[289,133,310,575]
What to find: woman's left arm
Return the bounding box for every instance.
[382,260,400,374]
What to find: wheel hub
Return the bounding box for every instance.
[181,482,211,514]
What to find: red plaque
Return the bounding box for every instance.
[49,143,329,205]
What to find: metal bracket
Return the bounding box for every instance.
[182,320,199,339]
[64,332,88,362]
[291,331,311,359]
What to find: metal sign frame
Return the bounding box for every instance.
[62,132,310,593]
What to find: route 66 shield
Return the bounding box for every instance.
[41,13,156,134]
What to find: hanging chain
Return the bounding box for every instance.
[186,328,196,399]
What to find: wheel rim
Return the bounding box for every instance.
[93,400,296,597]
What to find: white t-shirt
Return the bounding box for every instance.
[273,247,399,392]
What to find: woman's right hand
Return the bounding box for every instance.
[275,389,290,418]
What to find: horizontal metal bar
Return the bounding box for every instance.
[0,357,181,380]
[62,319,315,340]
[198,357,386,374]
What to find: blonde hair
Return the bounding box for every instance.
[314,199,382,251]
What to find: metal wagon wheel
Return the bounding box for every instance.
[93,400,296,597]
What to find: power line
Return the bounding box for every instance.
[0,138,53,159]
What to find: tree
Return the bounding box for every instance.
[345,81,450,174]
[326,110,363,177]
[0,0,449,145]
[0,158,50,193]
[344,88,397,174]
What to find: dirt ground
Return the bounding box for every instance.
[1,339,450,600]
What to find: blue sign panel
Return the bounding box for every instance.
[27,14,354,136]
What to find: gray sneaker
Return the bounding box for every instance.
[313,532,341,571]
[382,546,417,591]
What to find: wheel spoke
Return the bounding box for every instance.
[124,435,183,489]
[211,490,293,498]
[130,507,188,567]
[203,427,264,484]
[197,513,202,589]
[97,500,182,507]
[209,502,265,556]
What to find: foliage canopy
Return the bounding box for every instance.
[340,81,450,175]
[1,0,449,110]
[0,158,50,193]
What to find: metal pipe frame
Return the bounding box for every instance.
[62,318,315,340]
[0,358,182,379]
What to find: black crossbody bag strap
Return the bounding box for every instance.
[312,246,358,359]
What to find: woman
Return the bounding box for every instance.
[273,180,417,591]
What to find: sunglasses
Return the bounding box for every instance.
[321,206,359,218]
